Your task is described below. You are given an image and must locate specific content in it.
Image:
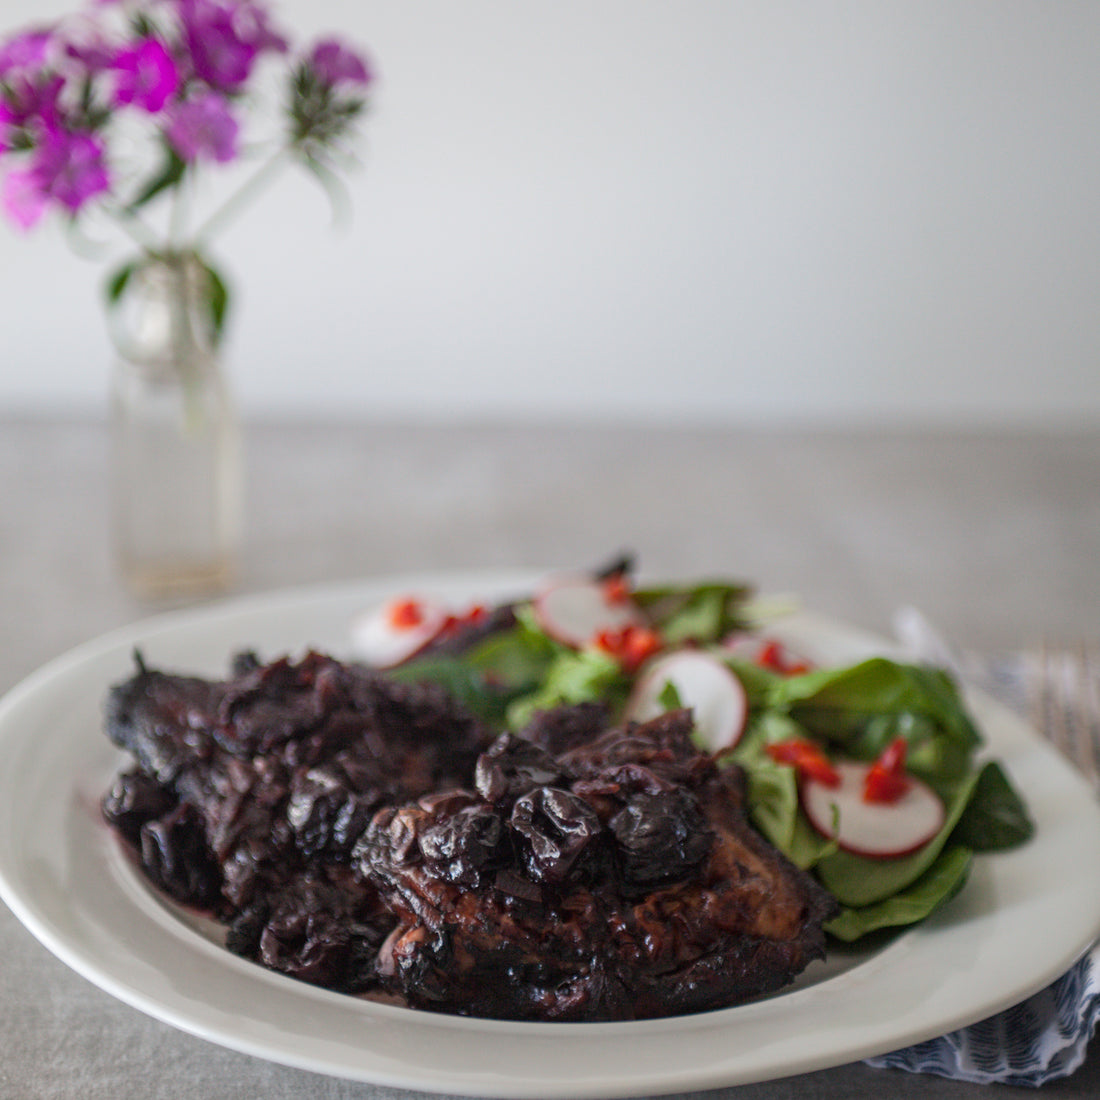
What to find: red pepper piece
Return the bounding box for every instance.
[443,603,488,634]
[387,598,424,630]
[863,737,912,804]
[756,639,811,676]
[765,738,841,788]
[593,624,663,674]
[622,626,662,672]
[601,573,632,605]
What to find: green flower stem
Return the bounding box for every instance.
[169,170,189,251]
[194,147,291,245]
[103,202,162,251]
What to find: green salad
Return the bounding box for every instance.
[357,565,1033,943]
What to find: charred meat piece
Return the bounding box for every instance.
[518,701,612,757]
[357,710,837,1021]
[102,650,492,988]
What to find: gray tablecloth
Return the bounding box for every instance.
[2,416,1098,1100]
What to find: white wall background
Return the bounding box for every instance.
[1,0,1098,426]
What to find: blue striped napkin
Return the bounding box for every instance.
[865,950,1100,1086]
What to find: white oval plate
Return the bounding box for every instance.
[1,571,1099,1099]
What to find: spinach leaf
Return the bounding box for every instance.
[951,761,1034,851]
[464,608,559,685]
[387,654,515,724]
[767,658,982,762]
[390,606,559,723]
[824,846,973,942]
[722,657,782,708]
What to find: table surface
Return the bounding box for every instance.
[1,415,1098,1100]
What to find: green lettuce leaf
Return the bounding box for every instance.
[727,712,839,869]
[506,647,629,730]
[634,581,752,646]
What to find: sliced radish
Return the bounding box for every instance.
[800,761,945,859]
[625,650,748,753]
[533,576,645,649]
[349,595,451,668]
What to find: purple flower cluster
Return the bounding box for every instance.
[0,0,371,231]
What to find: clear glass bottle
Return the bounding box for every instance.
[109,251,242,598]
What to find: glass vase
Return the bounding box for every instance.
[109,251,243,599]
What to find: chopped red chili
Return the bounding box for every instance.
[764,738,841,788]
[593,624,663,674]
[601,573,632,605]
[442,603,488,635]
[756,639,811,676]
[387,598,424,630]
[863,737,912,804]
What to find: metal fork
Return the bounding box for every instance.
[1031,639,1100,790]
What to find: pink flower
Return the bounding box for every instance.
[0,102,13,154]
[64,39,115,70]
[2,73,65,129]
[0,166,47,229]
[309,37,371,88]
[180,1,258,93]
[31,126,111,212]
[0,27,52,78]
[55,7,118,71]
[0,27,64,139]
[232,1,289,55]
[113,38,180,113]
[165,92,238,163]
[0,3,373,241]
[1,75,65,169]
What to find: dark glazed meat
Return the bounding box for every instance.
[358,711,837,1020]
[102,651,837,1019]
[102,650,491,991]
